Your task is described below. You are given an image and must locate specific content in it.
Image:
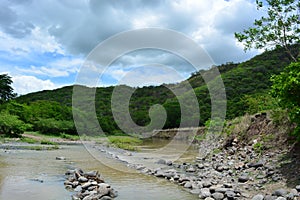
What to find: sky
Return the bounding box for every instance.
[0,0,264,95]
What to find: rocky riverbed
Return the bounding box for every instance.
[93,138,300,200]
[64,168,118,200]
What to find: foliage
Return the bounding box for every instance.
[235,0,300,61]
[0,74,16,104]
[107,136,142,151]
[34,118,76,135]
[20,137,39,144]
[271,61,300,139]
[0,112,31,137]
[242,93,279,114]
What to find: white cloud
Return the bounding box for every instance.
[0,27,64,55]
[16,57,83,77]
[12,75,57,95]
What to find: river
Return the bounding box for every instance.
[0,142,199,200]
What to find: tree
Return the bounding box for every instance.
[0,74,16,103]
[235,0,300,61]
[0,112,31,137]
[271,61,300,139]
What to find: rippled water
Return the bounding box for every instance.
[0,144,198,200]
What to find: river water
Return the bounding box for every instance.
[0,143,198,200]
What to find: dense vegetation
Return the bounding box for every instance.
[8,45,298,136]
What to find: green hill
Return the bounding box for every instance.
[14,45,299,134]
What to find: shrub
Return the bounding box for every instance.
[271,61,300,140]
[0,112,31,137]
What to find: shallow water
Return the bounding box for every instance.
[0,144,198,200]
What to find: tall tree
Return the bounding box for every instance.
[0,74,16,104]
[235,0,300,61]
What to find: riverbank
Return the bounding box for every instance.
[87,112,300,200]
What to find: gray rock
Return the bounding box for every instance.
[72,195,80,200]
[264,195,276,200]
[238,175,249,183]
[273,189,287,197]
[275,197,286,200]
[286,192,294,200]
[74,186,82,192]
[108,188,118,198]
[248,160,264,168]
[81,182,92,189]
[252,194,264,200]
[184,181,192,188]
[225,191,236,199]
[215,187,228,193]
[97,183,111,196]
[190,188,201,194]
[212,192,225,200]
[199,188,211,199]
[56,156,66,160]
[84,170,98,178]
[296,185,300,192]
[203,181,212,187]
[186,167,196,173]
[78,176,88,182]
[157,159,166,164]
[204,198,214,200]
[99,196,113,200]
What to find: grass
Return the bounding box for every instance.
[107,136,142,151]
[20,137,39,144]
[40,140,58,145]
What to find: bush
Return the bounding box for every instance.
[271,61,300,139]
[34,118,76,135]
[0,112,31,137]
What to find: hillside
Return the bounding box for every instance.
[15,45,299,134]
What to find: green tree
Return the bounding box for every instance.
[271,61,300,138]
[0,112,31,137]
[0,74,16,103]
[235,0,300,61]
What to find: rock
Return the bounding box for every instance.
[212,192,224,200]
[184,181,192,188]
[190,188,201,194]
[264,195,275,200]
[108,188,118,198]
[56,156,66,160]
[82,182,92,189]
[290,189,298,196]
[74,186,82,192]
[204,198,214,200]
[214,187,228,193]
[96,183,110,197]
[156,159,166,165]
[286,192,295,200]
[252,194,264,200]
[199,188,211,199]
[84,171,98,178]
[154,170,165,177]
[296,185,300,192]
[78,176,88,182]
[72,195,80,200]
[273,189,287,197]
[248,160,264,168]
[100,196,113,200]
[186,167,196,173]
[238,175,249,183]
[275,197,286,200]
[225,191,236,199]
[166,160,173,166]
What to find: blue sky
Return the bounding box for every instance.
[0,0,264,94]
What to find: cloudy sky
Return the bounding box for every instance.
[0,0,264,94]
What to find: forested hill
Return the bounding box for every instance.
[15,45,299,134]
